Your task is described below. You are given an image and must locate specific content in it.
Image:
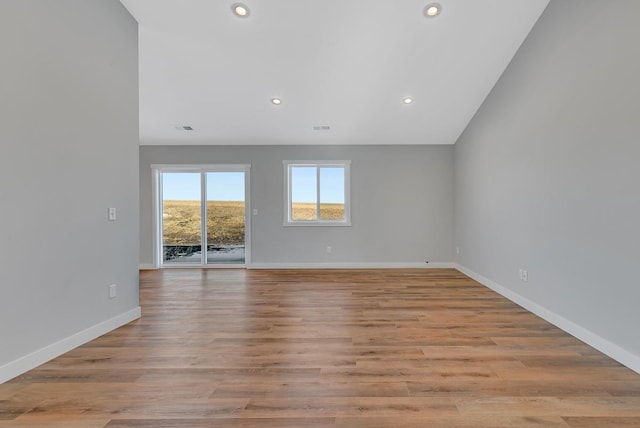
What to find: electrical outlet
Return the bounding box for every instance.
[522,270,528,282]
[456,247,460,255]
[326,246,332,254]
[108,207,117,221]
[109,284,117,299]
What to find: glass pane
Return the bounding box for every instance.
[206,172,245,264]
[162,173,202,264]
[291,166,317,220]
[320,166,345,220]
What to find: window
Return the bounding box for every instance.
[284,160,351,226]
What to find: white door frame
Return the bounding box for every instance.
[151,164,251,269]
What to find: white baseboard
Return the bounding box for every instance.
[142,262,456,270]
[249,262,454,269]
[139,263,157,270]
[454,264,640,375]
[0,307,141,384]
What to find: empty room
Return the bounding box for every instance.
[1,0,639,427]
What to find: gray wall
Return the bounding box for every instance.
[454,0,640,356]
[0,1,139,367]
[140,145,454,266]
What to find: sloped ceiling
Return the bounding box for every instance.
[120,0,550,145]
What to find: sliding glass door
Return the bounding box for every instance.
[156,165,250,267]
[206,172,245,265]
[162,172,203,265]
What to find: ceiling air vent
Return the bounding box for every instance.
[174,125,194,131]
[312,125,331,131]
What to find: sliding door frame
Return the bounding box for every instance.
[151,164,251,269]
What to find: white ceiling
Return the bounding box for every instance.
[120,0,549,145]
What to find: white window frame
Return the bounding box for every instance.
[283,160,351,227]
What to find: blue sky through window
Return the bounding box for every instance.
[206,172,244,201]
[162,172,245,201]
[291,166,345,204]
[320,167,345,204]
[291,167,317,203]
[162,167,344,203]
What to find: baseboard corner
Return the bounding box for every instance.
[139,263,157,270]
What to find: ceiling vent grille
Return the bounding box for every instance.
[312,125,331,131]
[174,125,194,131]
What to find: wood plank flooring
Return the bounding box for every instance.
[1,268,640,427]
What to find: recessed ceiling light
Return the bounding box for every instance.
[271,98,282,105]
[403,97,413,104]
[232,3,249,17]
[424,3,441,17]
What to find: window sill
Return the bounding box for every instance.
[283,221,352,227]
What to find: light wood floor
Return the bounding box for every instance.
[2,269,640,427]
